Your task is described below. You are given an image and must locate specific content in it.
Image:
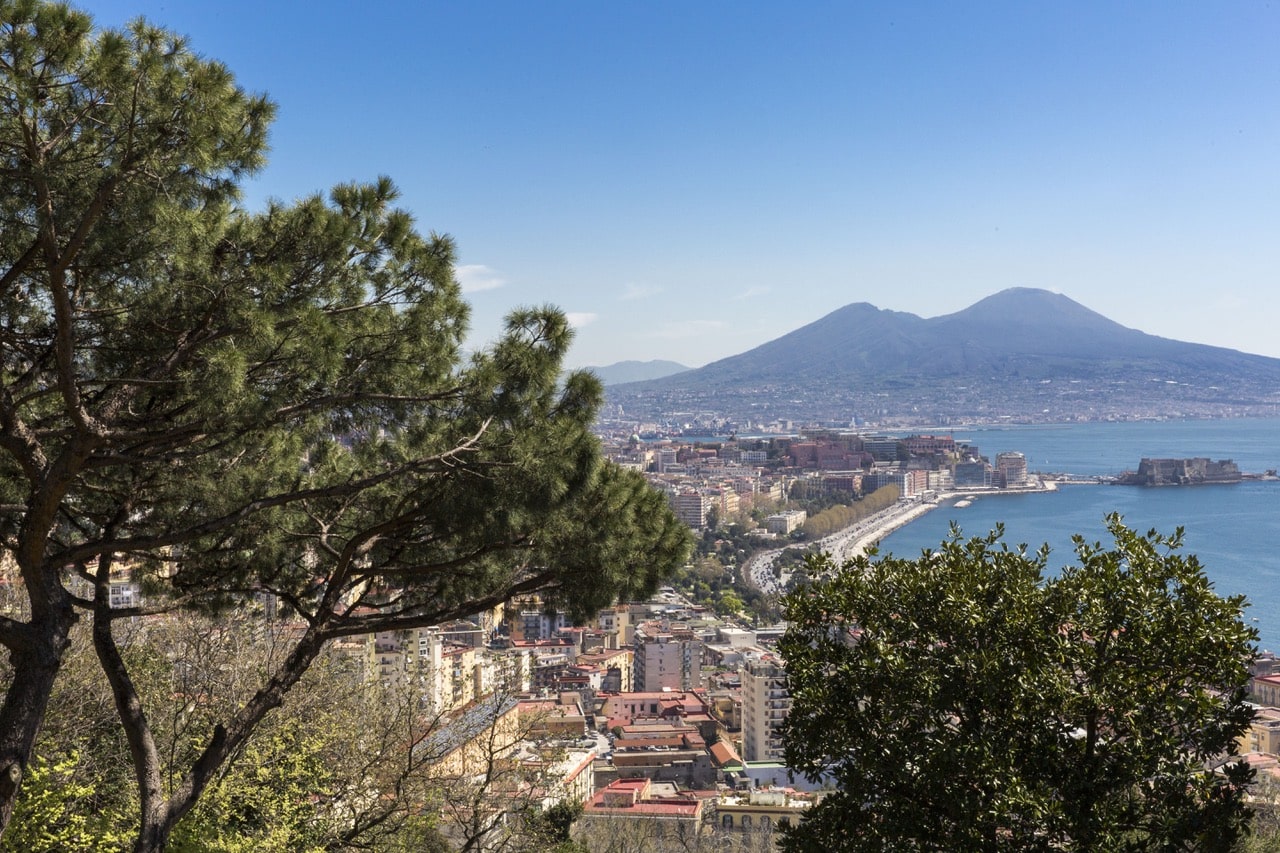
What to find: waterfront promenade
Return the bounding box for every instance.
[832,480,1061,560]
[747,480,1060,594]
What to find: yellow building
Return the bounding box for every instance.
[577,647,633,692]
[421,696,522,780]
[1241,706,1280,756]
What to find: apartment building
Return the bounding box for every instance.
[741,653,789,763]
[996,451,1028,487]
[764,510,806,535]
[575,778,707,847]
[1241,706,1280,756]
[513,607,570,641]
[578,648,634,692]
[671,489,711,528]
[953,460,992,488]
[633,630,704,692]
[597,606,634,650]
[1253,674,1280,706]
[716,787,817,835]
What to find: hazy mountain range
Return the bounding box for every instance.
[584,359,689,385]
[604,288,1280,424]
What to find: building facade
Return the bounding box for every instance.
[741,654,789,763]
[634,632,704,692]
[996,451,1028,487]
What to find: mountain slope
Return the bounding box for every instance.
[609,288,1280,422]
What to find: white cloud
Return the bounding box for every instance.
[650,319,726,339]
[454,264,506,293]
[620,283,663,301]
[733,286,771,300]
[566,312,599,329]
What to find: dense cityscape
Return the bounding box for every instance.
[15,415,1271,849]
[4,3,1279,851]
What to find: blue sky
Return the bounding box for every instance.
[85,2,1280,369]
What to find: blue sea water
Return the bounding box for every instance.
[877,418,1280,652]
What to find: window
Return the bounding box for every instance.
[722,814,733,829]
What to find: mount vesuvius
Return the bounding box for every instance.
[605,288,1280,424]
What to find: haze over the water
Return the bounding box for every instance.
[90,2,1280,369]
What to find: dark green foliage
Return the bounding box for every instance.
[780,516,1258,852]
[526,800,583,846]
[0,2,691,846]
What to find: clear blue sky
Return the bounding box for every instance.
[85,1,1280,369]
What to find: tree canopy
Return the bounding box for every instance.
[0,2,691,848]
[780,516,1258,852]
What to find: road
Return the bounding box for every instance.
[744,499,942,594]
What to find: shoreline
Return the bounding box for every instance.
[748,480,1073,593]
[822,480,1066,563]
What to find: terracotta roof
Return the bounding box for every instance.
[583,779,705,819]
[709,740,742,766]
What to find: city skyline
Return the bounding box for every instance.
[88,1,1280,368]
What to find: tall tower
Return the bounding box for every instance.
[741,653,789,763]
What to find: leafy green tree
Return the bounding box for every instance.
[0,3,691,849]
[5,613,465,852]
[0,751,131,853]
[0,1,270,831]
[166,722,334,853]
[715,590,744,616]
[780,516,1257,852]
[530,800,583,845]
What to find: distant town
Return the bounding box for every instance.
[602,425,1039,529]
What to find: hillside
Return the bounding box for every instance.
[607,288,1280,424]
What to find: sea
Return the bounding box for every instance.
[876,417,1280,653]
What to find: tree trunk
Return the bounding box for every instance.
[92,600,171,853]
[0,613,74,834]
[132,819,172,853]
[98,610,330,852]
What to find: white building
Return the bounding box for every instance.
[633,631,703,692]
[741,653,789,763]
[764,510,807,535]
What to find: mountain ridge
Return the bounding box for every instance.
[607,288,1280,423]
[584,359,689,386]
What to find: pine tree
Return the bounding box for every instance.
[0,4,691,848]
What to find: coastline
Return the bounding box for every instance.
[822,501,938,562]
[822,480,1063,563]
[748,480,1070,593]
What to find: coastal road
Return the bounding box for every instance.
[743,498,947,594]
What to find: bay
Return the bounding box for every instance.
[877,417,1280,653]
